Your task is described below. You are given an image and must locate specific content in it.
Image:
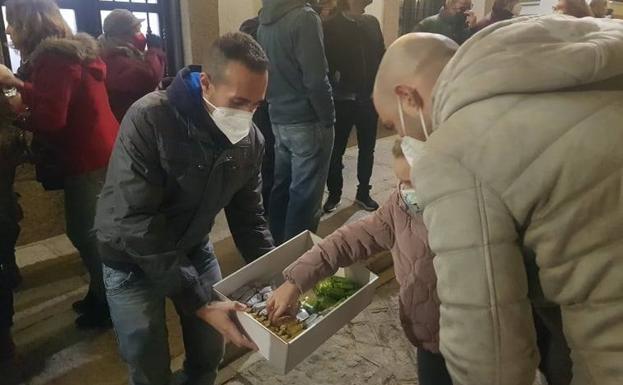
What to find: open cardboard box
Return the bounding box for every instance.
[214,231,379,374]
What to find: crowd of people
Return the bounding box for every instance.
[0,0,622,385]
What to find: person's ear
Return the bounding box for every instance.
[394,84,423,116]
[200,72,213,95]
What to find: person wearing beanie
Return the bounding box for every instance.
[99,9,166,122]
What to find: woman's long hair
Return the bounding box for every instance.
[5,0,73,58]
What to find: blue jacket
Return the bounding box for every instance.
[258,0,335,127]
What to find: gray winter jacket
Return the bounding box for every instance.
[94,67,275,315]
[258,0,335,127]
[414,16,623,385]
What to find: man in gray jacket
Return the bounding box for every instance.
[95,33,273,385]
[258,0,336,244]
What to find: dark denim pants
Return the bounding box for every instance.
[104,242,224,385]
[269,121,334,244]
[64,169,106,303]
[326,99,378,196]
[417,348,453,385]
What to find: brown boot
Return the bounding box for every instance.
[0,328,16,363]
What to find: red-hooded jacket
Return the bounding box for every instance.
[19,33,119,177]
[99,37,165,122]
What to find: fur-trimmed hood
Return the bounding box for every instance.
[29,33,105,81]
[30,33,99,64]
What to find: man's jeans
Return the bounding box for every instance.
[269,122,334,244]
[104,242,224,385]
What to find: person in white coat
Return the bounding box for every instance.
[373,16,623,385]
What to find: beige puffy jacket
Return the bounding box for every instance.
[412,16,623,385]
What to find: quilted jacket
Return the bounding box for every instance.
[412,16,623,385]
[284,189,440,352]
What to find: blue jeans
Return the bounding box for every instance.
[269,122,334,244]
[104,242,224,385]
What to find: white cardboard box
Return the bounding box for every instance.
[213,231,379,374]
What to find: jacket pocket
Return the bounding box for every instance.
[282,123,320,158]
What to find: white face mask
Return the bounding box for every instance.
[203,96,253,144]
[511,3,522,16]
[397,94,429,167]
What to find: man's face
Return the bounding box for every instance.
[447,0,472,16]
[373,86,399,134]
[553,0,567,13]
[349,0,373,14]
[373,85,428,140]
[202,61,268,113]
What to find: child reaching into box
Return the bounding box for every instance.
[267,138,452,385]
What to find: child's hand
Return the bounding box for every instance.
[266,281,301,323]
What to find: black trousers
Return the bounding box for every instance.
[0,165,20,331]
[326,99,378,196]
[253,101,274,215]
[0,288,13,330]
[417,348,453,385]
[534,306,573,385]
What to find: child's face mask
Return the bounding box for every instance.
[400,184,423,214]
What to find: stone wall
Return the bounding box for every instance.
[14,165,65,246]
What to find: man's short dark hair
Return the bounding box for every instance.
[204,32,269,83]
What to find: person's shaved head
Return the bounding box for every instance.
[373,33,458,139]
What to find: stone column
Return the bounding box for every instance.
[180,0,220,65]
[367,0,401,46]
[219,0,262,34]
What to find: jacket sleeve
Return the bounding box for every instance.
[369,15,386,58]
[283,198,395,294]
[412,18,433,33]
[293,10,335,128]
[322,23,336,86]
[101,107,212,315]
[105,50,165,95]
[19,55,80,133]
[413,152,539,385]
[224,159,275,263]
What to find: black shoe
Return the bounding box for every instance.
[75,304,112,329]
[355,191,379,211]
[0,329,15,363]
[323,194,342,213]
[72,292,96,314]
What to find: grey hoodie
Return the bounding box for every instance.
[258,0,335,127]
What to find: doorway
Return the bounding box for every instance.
[0,0,184,74]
